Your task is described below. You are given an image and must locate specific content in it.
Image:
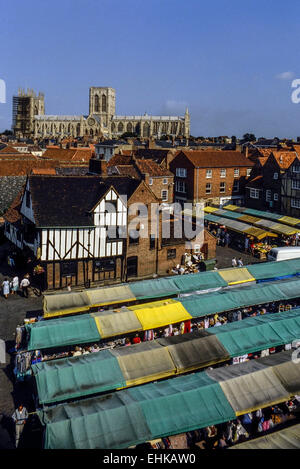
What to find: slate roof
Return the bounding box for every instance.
[27,175,141,227]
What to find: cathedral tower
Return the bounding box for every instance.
[89,87,115,128]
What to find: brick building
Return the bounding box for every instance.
[169,150,254,207]
[245,151,298,212]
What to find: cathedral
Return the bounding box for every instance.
[12,87,190,140]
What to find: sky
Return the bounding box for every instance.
[1,0,300,138]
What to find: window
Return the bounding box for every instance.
[273,172,278,180]
[234,169,240,178]
[176,168,187,178]
[274,193,279,201]
[220,169,226,178]
[129,228,139,245]
[161,190,168,201]
[291,198,300,208]
[94,258,115,273]
[220,182,226,193]
[292,180,300,190]
[61,261,77,277]
[206,169,212,178]
[167,248,176,259]
[150,234,156,250]
[175,180,186,193]
[106,226,119,241]
[163,178,168,185]
[293,165,300,173]
[247,168,252,177]
[149,178,153,185]
[206,183,212,194]
[250,188,260,199]
[266,190,272,202]
[233,180,239,192]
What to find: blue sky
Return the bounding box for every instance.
[1,0,300,138]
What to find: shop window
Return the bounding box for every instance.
[61,261,77,277]
[94,258,115,272]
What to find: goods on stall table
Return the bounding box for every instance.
[253,243,277,259]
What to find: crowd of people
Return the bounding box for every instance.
[2,274,31,298]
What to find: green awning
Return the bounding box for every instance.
[26,315,100,351]
[32,349,126,404]
[129,277,179,300]
[247,259,300,280]
[38,392,152,449]
[210,309,300,356]
[172,271,227,292]
[127,372,236,438]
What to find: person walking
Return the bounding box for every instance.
[231,257,237,268]
[11,275,19,295]
[12,404,28,448]
[237,257,243,267]
[2,278,10,299]
[20,276,30,298]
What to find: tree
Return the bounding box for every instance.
[1,129,13,136]
[243,133,256,142]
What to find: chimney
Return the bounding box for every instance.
[89,157,107,175]
[245,146,249,158]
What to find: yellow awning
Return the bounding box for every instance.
[130,299,192,330]
[223,204,239,211]
[278,216,300,226]
[92,309,143,338]
[243,226,277,240]
[239,214,261,224]
[87,285,135,307]
[218,267,255,285]
[271,223,298,236]
[203,206,219,213]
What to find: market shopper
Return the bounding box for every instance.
[2,278,10,298]
[20,275,30,298]
[11,275,19,295]
[12,404,28,448]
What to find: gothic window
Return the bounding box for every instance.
[118,122,124,133]
[111,122,116,132]
[68,123,71,133]
[143,122,150,137]
[171,122,177,134]
[90,128,94,136]
[76,123,81,136]
[34,106,38,115]
[126,122,133,133]
[135,123,140,134]
[102,94,107,113]
[162,122,167,133]
[94,94,100,113]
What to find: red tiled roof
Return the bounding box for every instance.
[258,157,268,167]
[178,150,254,168]
[0,145,21,153]
[134,158,173,176]
[107,154,132,167]
[42,148,92,162]
[272,151,298,169]
[31,168,56,175]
